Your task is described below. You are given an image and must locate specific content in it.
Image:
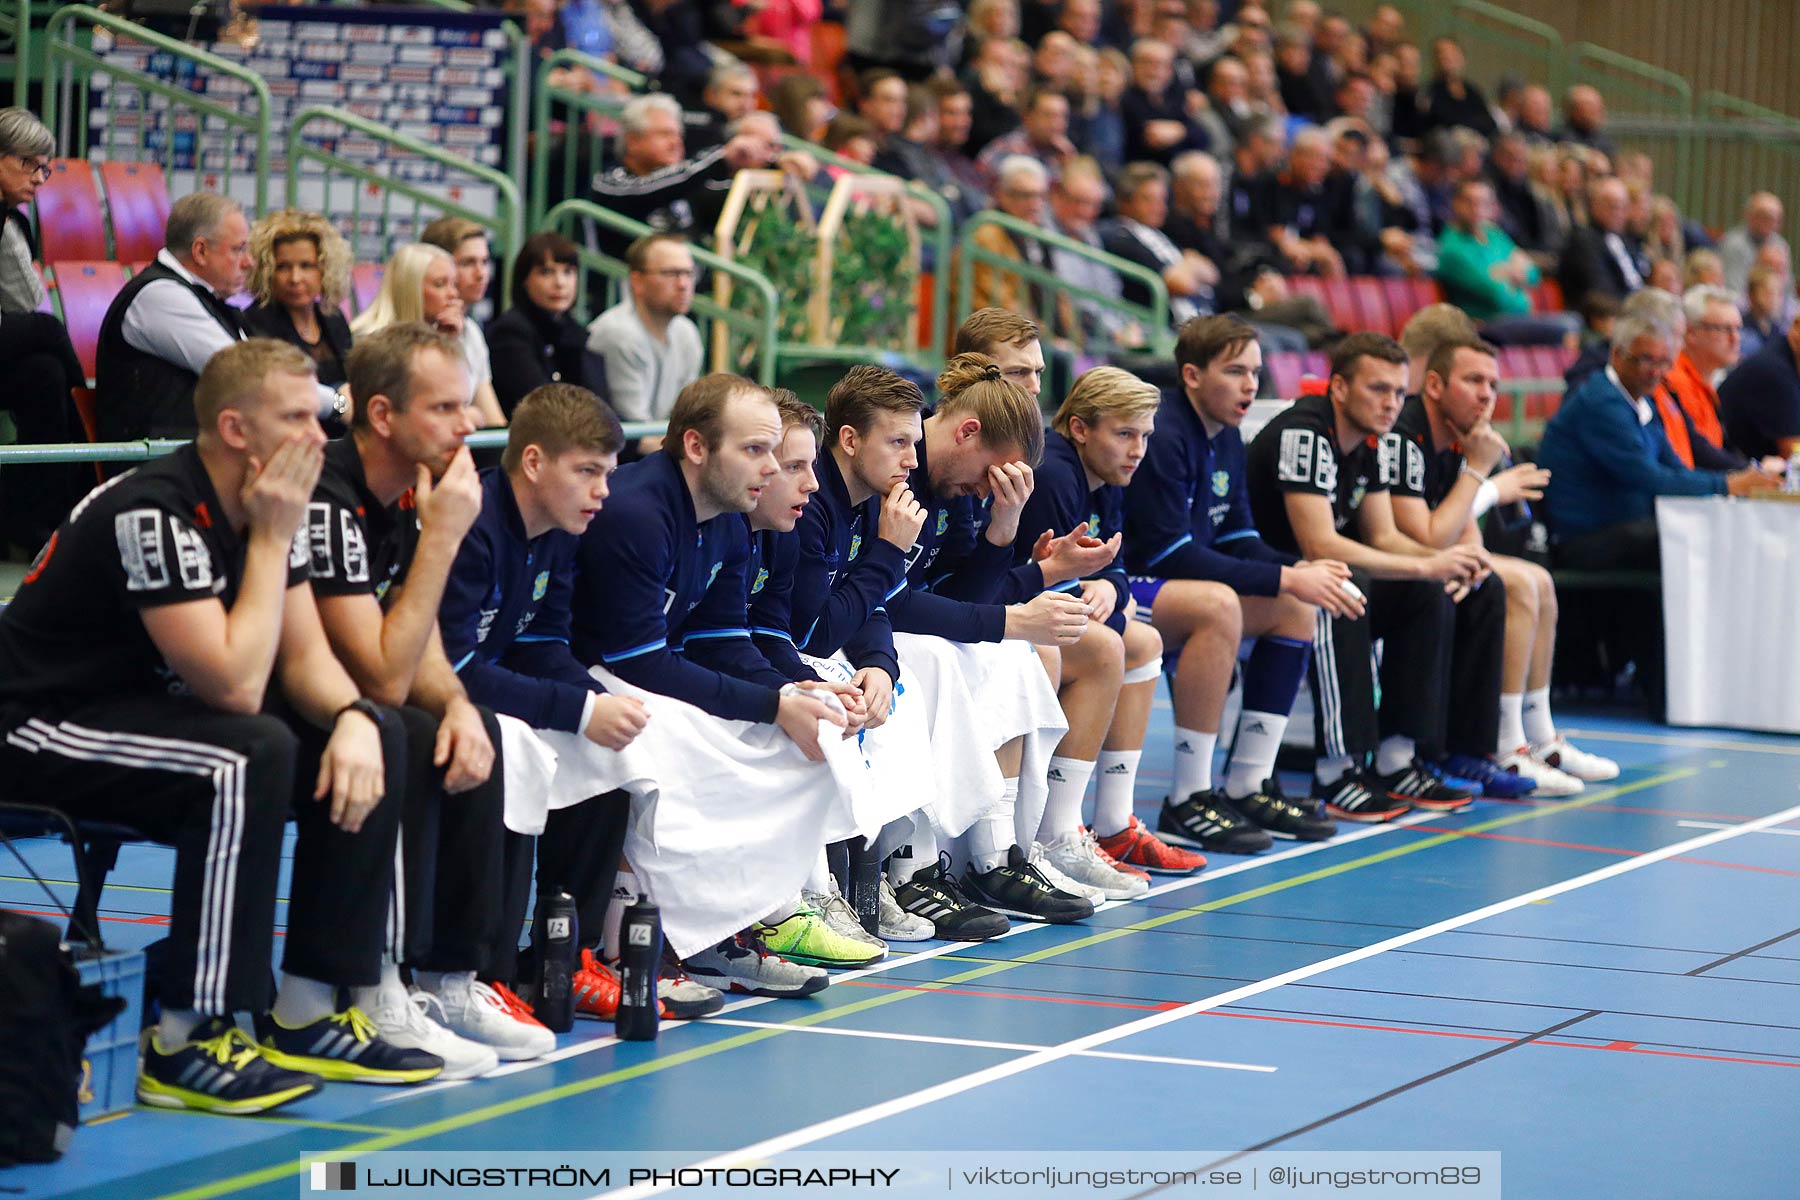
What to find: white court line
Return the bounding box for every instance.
[598,801,1800,1199]
[1560,727,1800,757]
[1676,820,1800,838]
[704,1017,1277,1073]
[380,814,1436,1103]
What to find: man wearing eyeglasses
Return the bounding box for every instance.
[585,232,703,458]
[1663,286,1783,471]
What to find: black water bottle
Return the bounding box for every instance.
[615,897,662,1041]
[533,890,577,1033]
[848,836,881,937]
[1494,452,1533,533]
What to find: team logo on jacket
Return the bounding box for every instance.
[751,567,769,594]
[532,570,550,601]
[935,509,949,535]
[1211,470,1231,498]
[848,533,862,561]
[706,561,723,589]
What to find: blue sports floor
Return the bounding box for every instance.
[5,702,1799,1200]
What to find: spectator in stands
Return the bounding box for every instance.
[486,231,606,419]
[243,209,354,406]
[1646,257,1683,295]
[921,78,990,223]
[421,217,497,326]
[1435,179,1580,345]
[1654,285,1766,471]
[1332,72,1379,128]
[819,115,879,167]
[1685,248,1725,290]
[1044,158,1140,351]
[961,33,1026,154]
[0,107,93,551]
[1539,314,1777,573]
[1122,37,1210,166]
[1486,132,1559,262]
[1264,127,1358,276]
[1364,3,1406,56]
[1195,55,1251,159]
[1717,192,1788,299]
[692,61,761,150]
[1557,85,1616,159]
[1565,284,1681,392]
[1224,113,1284,244]
[855,69,910,151]
[1741,262,1788,359]
[737,0,821,67]
[589,95,785,258]
[769,73,831,141]
[1423,36,1495,138]
[97,193,331,444]
[964,155,1076,337]
[585,232,703,454]
[1558,176,1649,307]
[975,85,1076,190]
[1387,41,1430,145]
[1514,84,1554,145]
[1066,46,1127,174]
[1274,23,1330,122]
[1100,162,1210,329]
[630,0,713,104]
[351,243,506,428]
[1719,312,1800,462]
[1058,0,1104,46]
[1030,30,1080,92]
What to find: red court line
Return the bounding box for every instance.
[1391,826,1800,876]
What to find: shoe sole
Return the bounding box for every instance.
[1103,847,1205,875]
[1400,797,1475,813]
[878,925,936,942]
[691,974,829,999]
[923,918,1010,941]
[256,1047,444,1086]
[1326,804,1410,824]
[761,947,886,969]
[137,1074,321,1115]
[1258,825,1339,842]
[1155,823,1273,856]
[961,892,1093,924]
[660,997,725,1020]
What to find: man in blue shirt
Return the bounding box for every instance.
[1123,316,1348,850]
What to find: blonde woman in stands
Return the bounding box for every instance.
[350,242,506,427]
[243,209,355,416]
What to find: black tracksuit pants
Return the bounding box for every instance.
[1311,570,1463,763]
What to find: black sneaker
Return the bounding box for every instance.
[256,1008,444,1085]
[1229,779,1338,841]
[894,852,1010,941]
[962,845,1093,924]
[137,1017,323,1115]
[1156,789,1273,854]
[1378,760,1476,813]
[1314,771,1411,823]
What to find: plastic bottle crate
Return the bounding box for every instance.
[72,947,146,1121]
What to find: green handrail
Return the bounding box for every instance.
[955,210,1174,358]
[42,4,272,211]
[0,0,30,109]
[286,105,524,306]
[1447,0,1566,95]
[544,198,780,386]
[0,424,668,467]
[528,49,646,230]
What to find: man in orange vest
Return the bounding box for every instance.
[1656,286,1757,470]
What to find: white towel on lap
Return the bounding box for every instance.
[800,653,939,842]
[495,714,661,837]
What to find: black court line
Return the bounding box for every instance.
[1685,926,1800,977]
[1122,1011,1605,1200]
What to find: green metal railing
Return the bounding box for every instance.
[527,49,648,230]
[544,198,780,386]
[286,105,524,303]
[42,4,272,211]
[955,211,1175,359]
[0,0,30,109]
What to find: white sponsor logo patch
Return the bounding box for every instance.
[1404,439,1425,494]
[1277,428,1314,484]
[170,522,214,590]
[115,510,169,591]
[1377,433,1402,487]
[340,510,369,583]
[306,503,335,579]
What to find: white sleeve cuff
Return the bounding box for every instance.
[578,689,598,734]
[1471,480,1500,517]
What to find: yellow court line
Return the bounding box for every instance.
[147,766,1700,1200]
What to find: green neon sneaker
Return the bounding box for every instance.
[754,905,887,969]
[137,1017,323,1115]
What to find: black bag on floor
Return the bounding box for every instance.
[0,911,125,1165]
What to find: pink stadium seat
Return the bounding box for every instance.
[100,161,172,265]
[1319,278,1361,331]
[1264,351,1305,398]
[1381,277,1419,331]
[51,261,129,381]
[1347,276,1393,336]
[1301,350,1329,380]
[35,159,107,262]
[352,263,385,313]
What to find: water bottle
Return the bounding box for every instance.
[533,890,578,1033]
[1494,452,1533,532]
[848,836,882,937]
[614,898,662,1042]
[1785,449,1800,494]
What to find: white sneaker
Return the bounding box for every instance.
[1040,829,1150,901]
[1533,736,1619,782]
[417,974,555,1062]
[803,880,891,961]
[1498,746,1584,797]
[878,878,935,941]
[367,987,497,1081]
[1028,842,1110,905]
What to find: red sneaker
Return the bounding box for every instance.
[573,948,621,1020]
[1094,815,1207,875]
[1084,827,1152,883]
[488,982,548,1030]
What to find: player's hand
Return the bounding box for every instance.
[1460,420,1509,474]
[414,445,483,542]
[1032,522,1122,586]
[584,693,649,750]
[1423,544,1485,587]
[776,688,846,762]
[242,433,324,545]
[433,698,494,793]
[1281,561,1364,618]
[1492,462,1549,504]
[796,678,866,732]
[878,482,927,552]
[851,666,894,732]
[316,706,385,833]
[1078,578,1116,624]
[1004,591,1090,645]
[982,461,1034,545]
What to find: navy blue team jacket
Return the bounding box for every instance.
[883,415,1013,642]
[572,452,789,723]
[783,450,907,679]
[745,523,822,683]
[1122,389,1294,594]
[441,468,601,733]
[1013,430,1130,633]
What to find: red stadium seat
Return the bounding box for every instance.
[1382,277,1420,331]
[35,159,107,262]
[1347,276,1393,335]
[1319,278,1361,331]
[100,161,172,265]
[1531,278,1564,313]
[50,261,129,382]
[352,262,385,313]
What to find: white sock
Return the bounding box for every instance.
[1377,735,1415,776]
[1522,686,1556,748]
[350,961,405,1014]
[1092,749,1141,837]
[1314,754,1355,785]
[804,846,833,896]
[602,867,637,962]
[1172,726,1218,799]
[1225,710,1288,798]
[1498,692,1526,753]
[887,820,938,885]
[761,893,804,926]
[272,973,338,1028]
[157,1008,203,1048]
[969,778,1019,872]
[1041,756,1096,840]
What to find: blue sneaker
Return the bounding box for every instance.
[137,1017,323,1115]
[256,1007,444,1085]
[1438,753,1535,799]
